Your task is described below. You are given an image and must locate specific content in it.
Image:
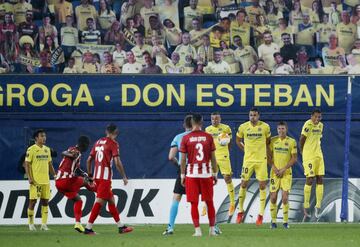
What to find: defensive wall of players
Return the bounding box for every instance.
[0,75,359,224]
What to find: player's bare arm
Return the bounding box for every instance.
[210,151,218,185]
[49,161,56,177]
[114,156,128,186]
[168,147,179,167]
[299,135,306,155]
[266,137,272,167]
[86,156,93,176]
[180,152,187,186]
[62,150,78,159]
[236,136,244,152]
[25,161,34,184]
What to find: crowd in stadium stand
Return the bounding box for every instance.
[0,0,359,74]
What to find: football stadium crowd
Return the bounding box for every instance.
[0,0,359,74]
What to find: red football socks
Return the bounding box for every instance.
[108,203,120,222]
[74,200,83,222]
[88,202,102,224]
[191,202,200,227]
[206,200,215,227]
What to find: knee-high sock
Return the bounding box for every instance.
[108,203,120,223]
[88,202,102,224]
[304,184,312,208]
[238,187,246,212]
[74,200,83,223]
[270,203,277,223]
[41,206,48,224]
[190,202,200,227]
[169,200,180,230]
[227,182,235,205]
[28,209,34,225]
[315,184,324,208]
[283,203,289,223]
[205,200,216,227]
[259,189,266,216]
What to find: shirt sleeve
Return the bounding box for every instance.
[179,136,187,153]
[210,136,216,152]
[265,124,271,138]
[171,135,178,148]
[48,147,52,162]
[111,142,120,158]
[25,147,33,163]
[89,144,96,158]
[301,122,310,137]
[236,125,244,138]
[291,139,298,155]
[226,125,232,139]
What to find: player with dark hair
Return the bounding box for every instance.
[55,135,95,233]
[236,107,271,225]
[163,115,192,236]
[25,129,56,231]
[205,112,235,217]
[180,113,218,237]
[84,124,133,235]
[269,121,297,229]
[300,108,324,220]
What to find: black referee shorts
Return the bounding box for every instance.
[173,173,186,195]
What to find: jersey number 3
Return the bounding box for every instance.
[195,143,204,161]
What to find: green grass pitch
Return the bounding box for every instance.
[1,224,359,247]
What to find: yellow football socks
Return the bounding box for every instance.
[304,184,312,208]
[316,184,324,208]
[259,189,266,216]
[238,187,246,212]
[28,209,34,225]
[283,203,289,223]
[270,203,277,222]
[227,182,235,205]
[41,206,48,224]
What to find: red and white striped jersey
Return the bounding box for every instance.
[180,130,216,178]
[56,146,81,180]
[90,137,119,181]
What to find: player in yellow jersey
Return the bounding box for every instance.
[269,121,297,229]
[25,129,56,231]
[300,109,324,220]
[205,112,235,217]
[236,107,271,226]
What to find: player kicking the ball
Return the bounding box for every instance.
[269,121,297,229]
[84,124,133,235]
[55,136,96,233]
[180,113,218,237]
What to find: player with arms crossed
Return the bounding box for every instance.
[269,121,297,229]
[235,107,271,225]
[180,113,218,237]
[55,136,96,233]
[84,124,133,235]
[205,112,235,217]
[163,115,192,235]
[25,129,56,231]
[300,109,324,220]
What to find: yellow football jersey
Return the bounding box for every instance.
[301,119,323,161]
[230,21,251,46]
[270,136,297,174]
[25,144,52,185]
[237,121,271,163]
[206,123,232,160]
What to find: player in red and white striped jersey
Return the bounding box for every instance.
[55,136,94,233]
[180,113,218,237]
[84,124,133,235]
